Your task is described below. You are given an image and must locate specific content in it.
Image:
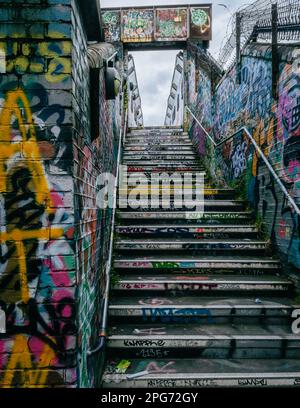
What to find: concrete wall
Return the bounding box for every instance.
[187,43,300,274]
[0,0,122,387]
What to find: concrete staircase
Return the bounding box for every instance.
[102,127,300,388]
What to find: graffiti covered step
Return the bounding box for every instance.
[117,201,247,212]
[115,238,269,252]
[108,295,297,326]
[123,151,198,156]
[107,323,300,359]
[115,224,259,238]
[114,255,281,272]
[117,211,254,221]
[102,358,300,388]
[123,155,199,160]
[112,274,292,292]
[125,141,194,147]
[124,145,195,151]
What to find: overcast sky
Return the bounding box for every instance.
[101,0,249,125]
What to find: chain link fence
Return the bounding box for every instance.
[218,0,300,70]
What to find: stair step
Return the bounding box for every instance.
[126,167,204,173]
[123,151,197,156]
[119,187,233,194]
[104,124,297,387]
[126,135,190,139]
[123,159,199,163]
[121,176,207,182]
[119,186,208,192]
[118,200,245,208]
[102,358,300,388]
[126,169,206,175]
[118,211,253,221]
[108,295,296,324]
[115,238,268,252]
[126,137,190,143]
[124,146,194,151]
[112,274,291,292]
[128,128,184,134]
[116,224,259,238]
[123,155,198,160]
[114,256,281,272]
[107,323,300,359]
[108,322,295,338]
[125,142,193,147]
[119,193,237,201]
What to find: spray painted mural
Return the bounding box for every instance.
[0,1,122,388]
[213,45,300,270]
[184,42,300,271]
[102,5,213,44]
[0,32,76,387]
[190,7,212,41]
[102,10,121,43]
[155,8,188,41]
[122,10,154,43]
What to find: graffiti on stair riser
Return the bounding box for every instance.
[141,307,214,323]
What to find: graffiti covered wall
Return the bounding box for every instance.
[213,45,300,271]
[74,37,122,388]
[0,1,76,387]
[185,43,217,179]
[101,5,213,44]
[0,0,122,387]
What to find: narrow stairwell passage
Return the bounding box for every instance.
[102,127,300,388]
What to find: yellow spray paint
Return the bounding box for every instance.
[0,335,57,387]
[0,89,63,303]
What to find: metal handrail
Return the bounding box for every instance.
[87,104,128,356]
[186,105,217,146]
[122,107,129,147]
[185,105,300,216]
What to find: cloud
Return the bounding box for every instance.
[101,0,249,125]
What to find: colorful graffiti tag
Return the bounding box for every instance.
[122,10,154,43]
[102,11,121,42]
[155,8,187,41]
[213,46,300,270]
[185,43,300,271]
[0,87,76,387]
[190,7,212,40]
[102,5,213,44]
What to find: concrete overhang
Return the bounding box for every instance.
[76,0,102,42]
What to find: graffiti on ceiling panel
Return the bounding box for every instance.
[155,8,188,41]
[102,10,121,42]
[122,9,154,43]
[101,5,213,44]
[190,7,212,40]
